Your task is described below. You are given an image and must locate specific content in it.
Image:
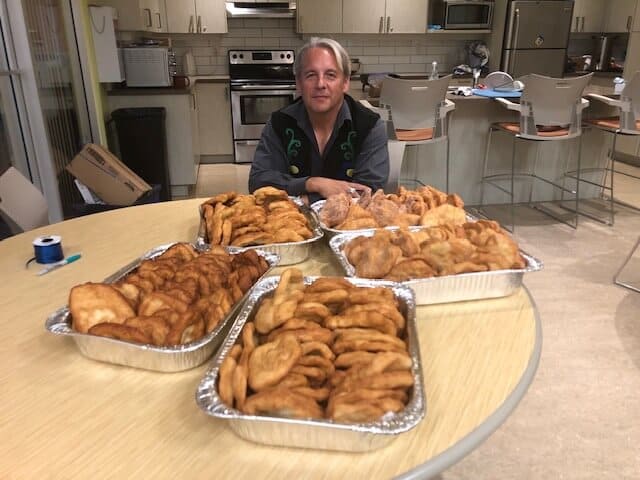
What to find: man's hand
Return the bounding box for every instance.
[305,177,371,199]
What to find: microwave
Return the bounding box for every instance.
[431,0,494,29]
[121,47,176,87]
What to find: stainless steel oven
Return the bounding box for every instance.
[229,50,297,163]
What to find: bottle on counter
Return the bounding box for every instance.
[429,61,438,80]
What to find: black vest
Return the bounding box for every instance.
[270,95,379,181]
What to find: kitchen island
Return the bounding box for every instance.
[350,77,619,208]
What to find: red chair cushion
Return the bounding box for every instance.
[587,116,640,130]
[496,122,570,137]
[395,128,434,142]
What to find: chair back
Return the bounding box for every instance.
[0,166,49,233]
[620,70,640,133]
[519,73,592,138]
[380,75,453,137]
[384,140,406,193]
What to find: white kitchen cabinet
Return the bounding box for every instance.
[385,0,428,33]
[164,0,227,33]
[97,0,166,32]
[603,0,636,32]
[342,0,427,34]
[107,92,200,199]
[196,83,233,156]
[297,0,342,33]
[571,0,606,32]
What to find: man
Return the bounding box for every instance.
[248,37,389,202]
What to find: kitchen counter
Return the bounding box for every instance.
[107,76,230,96]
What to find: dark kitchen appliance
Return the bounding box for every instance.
[229,49,297,163]
[501,0,573,78]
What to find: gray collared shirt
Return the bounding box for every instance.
[248,96,389,199]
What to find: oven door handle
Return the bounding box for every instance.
[232,84,297,91]
[236,140,260,146]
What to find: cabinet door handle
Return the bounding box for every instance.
[197,15,202,33]
[627,15,632,32]
[189,15,194,33]
[156,12,162,30]
[192,93,197,110]
[387,16,391,33]
[581,16,585,32]
[379,16,384,33]
[143,8,152,28]
[224,86,229,100]
[575,16,579,31]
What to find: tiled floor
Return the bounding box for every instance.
[195,162,640,479]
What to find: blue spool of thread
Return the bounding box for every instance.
[33,235,64,264]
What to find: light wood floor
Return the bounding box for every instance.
[195,162,640,480]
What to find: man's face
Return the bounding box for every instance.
[296,47,350,116]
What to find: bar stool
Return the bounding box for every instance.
[358,100,407,193]
[378,74,455,192]
[614,236,640,292]
[571,70,640,225]
[479,73,592,231]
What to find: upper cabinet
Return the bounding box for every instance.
[164,0,227,33]
[297,0,343,33]
[97,0,166,32]
[602,0,636,32]
[342,0,428,34]
[571,0,606,32]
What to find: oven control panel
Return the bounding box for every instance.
[229,50,294,65]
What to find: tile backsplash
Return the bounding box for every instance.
[127,18,486,76]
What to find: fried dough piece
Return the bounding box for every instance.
[302,289,349,306]
[253,186,288,204]
[158,243,198,262]
[218,355,237,407]
[296,354,335,377]
[324,311,397,336]
[334,351,377,369]
[248,333,302,391]
[88,322,151,345]
[228,344,243,361]
[342,303,405,331]
[419,203,467,228]
[334,328,407,350]
[111,281,142,310]
[335,370,414,395]
[231,232,275,247]
[124,315,171,346]
[305,277,354,293]
[347,287,397,306]
[70,283,136,333]
[243,388,323,419]
[290,365,327,384]
[204,191,237,206]
[291,386,331,402]
[301,341,336,360]
[232,364,248,410]
[267,326,334,345]
[274,373,309,388]
[138,292,189,317]
[385,257,437,282]
[319,193,352,228]
[294,302,332,322]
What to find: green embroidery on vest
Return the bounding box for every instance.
[340,130,357,161]
[285,128,302,158]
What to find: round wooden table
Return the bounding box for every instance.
[0,199,541,479]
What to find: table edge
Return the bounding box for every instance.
[396,286,543,480]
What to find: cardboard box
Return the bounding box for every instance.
[66,144,151,205]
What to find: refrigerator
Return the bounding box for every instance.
[501,0,574,78]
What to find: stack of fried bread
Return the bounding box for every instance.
[69,243,269,346]
[319,185,466,230]
[217,268,414,423]
[343,220,527,281]
[201,186,314,246]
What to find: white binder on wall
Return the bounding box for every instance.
[89,6,124,83]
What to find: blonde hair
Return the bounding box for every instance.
[294,37,351,78]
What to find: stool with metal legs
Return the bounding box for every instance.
[378,74,455,192]
[614,236,640,292]
[479,73,592,232]
[568,70,640,225]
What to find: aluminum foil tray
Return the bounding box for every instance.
[195,275,425,452]
[45,243,280,372]
[196,197,323,266]
[311,199,477,240]
[329,230,543,305]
